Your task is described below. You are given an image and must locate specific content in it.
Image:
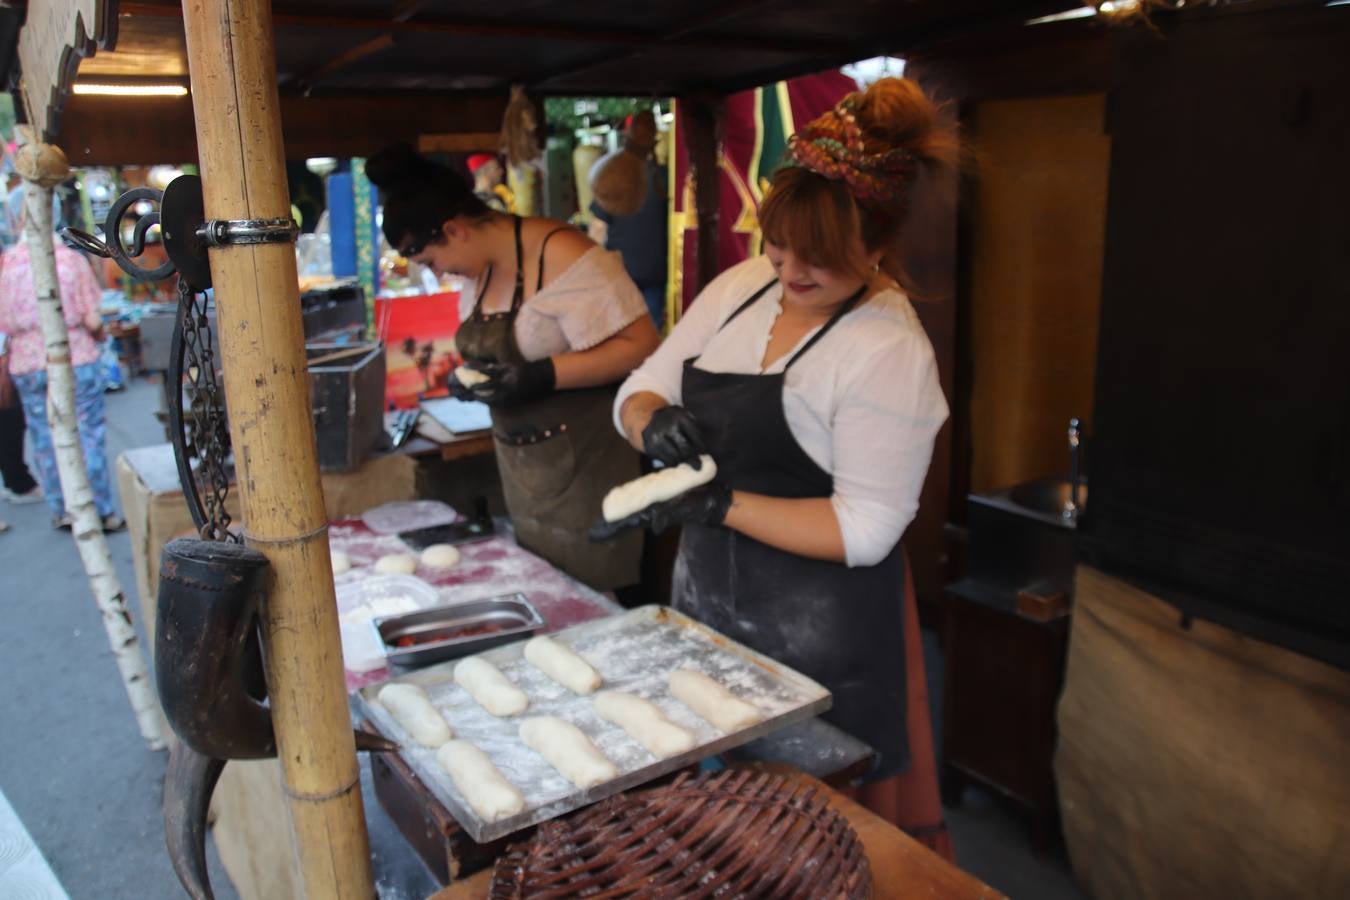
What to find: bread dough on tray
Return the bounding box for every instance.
[524,635,602,695]
[602,455,717,522]
[435,740,525,822]
[668,668,764,733]
[455,656,529,717]
[593,691,695,759]
[330,550,352,575]
[519,716,617,789]
[377,682,452,748]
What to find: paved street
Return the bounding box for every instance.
[0,378,237,899]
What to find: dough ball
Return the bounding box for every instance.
[455,365,490,387]
[374,553,418,575]
[421,543,461,570]
[331,551,352,575]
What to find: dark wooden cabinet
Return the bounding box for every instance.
[941,579,1069,848]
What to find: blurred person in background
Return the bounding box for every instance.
[0,187,124,531]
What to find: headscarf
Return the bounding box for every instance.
[785,95,917,209]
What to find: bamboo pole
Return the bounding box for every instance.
[178,1,374,896]
[14,143,167,752]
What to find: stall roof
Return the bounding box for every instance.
[9,0,1084,143]
[105,0,1080,95]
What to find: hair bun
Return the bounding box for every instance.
[365,143,433,189]
[852,77,957,170]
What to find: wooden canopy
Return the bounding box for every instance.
[2,0,1082,162]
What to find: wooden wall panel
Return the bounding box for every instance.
[966,93,1109,494]
[56,93,507,165]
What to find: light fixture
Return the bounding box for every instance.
[1025,7,1098,24]
[72,83,189,97]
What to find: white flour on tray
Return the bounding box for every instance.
[369,613,816,830]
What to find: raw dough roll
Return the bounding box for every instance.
[593,691,695,759]
[455,656,529,716]
[454,365,490,388]
[377,683,452,747]
[435,740,525,822]
[420,543,461,569]
[519,716,617,789]
[524,635,601,694]
[602,455,717,522]
[668,669,764,733]
[374,553,418,575]
[331,550,352,575]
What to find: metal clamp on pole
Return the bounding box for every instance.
[198,217,299,247]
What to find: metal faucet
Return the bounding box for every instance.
[1065,417,1082,522]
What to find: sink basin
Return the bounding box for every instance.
[1007,480,1088,520]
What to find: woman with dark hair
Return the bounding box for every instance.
[597,79,954,842]
[367,145,659,591]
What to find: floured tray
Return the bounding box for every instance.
[353,605,831,843]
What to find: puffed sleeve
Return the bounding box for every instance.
[828,330,949,567]
[526,248,647,351]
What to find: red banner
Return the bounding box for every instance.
[669,71,858,319]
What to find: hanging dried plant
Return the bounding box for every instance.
[501,85,542,168]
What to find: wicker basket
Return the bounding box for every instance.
[489,768,872,899]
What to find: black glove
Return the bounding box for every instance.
[641,406,707,467]
[466,358,556,407]
[589,483,732,542]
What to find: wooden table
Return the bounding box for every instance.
[115,442,418,640]
[431,765,1007,899]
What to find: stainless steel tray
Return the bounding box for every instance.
[354,604,832,843]
[373,594,544,669]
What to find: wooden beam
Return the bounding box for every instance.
[681,94,724,293]
[289,33,397,94]
[57,92,507,164]
[118,0,854,55]
[417,132,501,153]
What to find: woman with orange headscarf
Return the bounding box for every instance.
[596,78,954,849]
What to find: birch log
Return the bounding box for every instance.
[18,153,166,750]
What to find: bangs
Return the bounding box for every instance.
[758,167,871,279]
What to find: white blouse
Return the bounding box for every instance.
[614,255,949,568]
[458,246,647,362]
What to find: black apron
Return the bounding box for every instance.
[672,280,911,778]
[455,217,642,590]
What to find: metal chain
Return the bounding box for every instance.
[176,277,238,543]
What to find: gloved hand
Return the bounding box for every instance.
[466,358,556,407]
[589,483,732,542]
[641,406,706,467]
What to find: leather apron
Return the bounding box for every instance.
[672,280,911,778]
[455,217,642,590]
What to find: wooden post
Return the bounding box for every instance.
[682,94,725,293]
[13,141,166,752]
[178,1,374,896]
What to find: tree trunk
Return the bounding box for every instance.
[21,169,166,751]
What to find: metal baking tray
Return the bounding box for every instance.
[374,594,544,669]
[354,604,832,844]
